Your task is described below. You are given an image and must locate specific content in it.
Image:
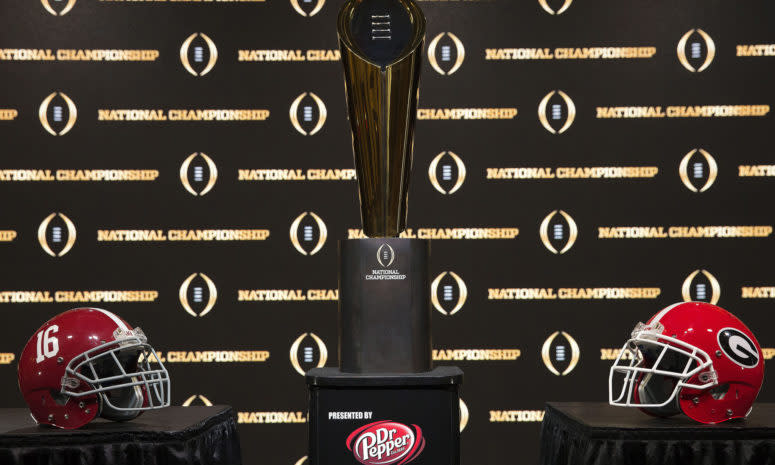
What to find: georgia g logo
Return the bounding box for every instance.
[717,328,760,368]
[346,421,425,465]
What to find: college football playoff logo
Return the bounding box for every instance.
[538,0,573,15]
[428,151,466,195]
[677,29,715,73]
[180,152,218,196]
[376,243,396,268]
[289,92,327,136]
[679,149,717,193]
[182,394,213,407]
[290,212,327,255]
[431,271,467,316]
[717,328,760,368]
[290,0,324,17]
[682,269,720,305]
[459,398,469,433]
[39,92,77,136]
[38,213,76,257]
[41,0,76,16]
[539,210,577,254]
[538,90,575,134]
[179,273,218,317]
[542,331,580,376]
[428,33,465,76]
[289,332,328,376]
[180,33,218,77]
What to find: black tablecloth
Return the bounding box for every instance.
[540,402,775,465]
[0,405,241,465]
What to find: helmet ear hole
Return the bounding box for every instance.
[710,383,729,400]
[50,390,69,406]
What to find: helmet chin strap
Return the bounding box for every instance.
[99,382,144,421]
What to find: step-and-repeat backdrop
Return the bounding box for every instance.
[1,0,774,463]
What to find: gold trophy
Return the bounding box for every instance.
[336,0,430,373]
[338,0,426,237]
[306,6,461,465]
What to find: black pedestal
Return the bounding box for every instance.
[306,367,462,465]
[339,238,431,373]
[540,402,775,465]
[0,406,241,465]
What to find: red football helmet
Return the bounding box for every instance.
[18,308,170,429]
[609,301,764,423]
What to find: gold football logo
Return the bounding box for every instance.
[679,148,717,193]
[41,0,76,16]
[290,0,324,17]
[428,33,465,76]
[431,271,468,316]
[182,394,213,407]
[682,269,720,305]
[677,29,715,73]
[180,152,218,196]
[289,92,327,136]
[428,151,466,195]
[179,273,218,317]
[542,331,580,376]
[538,90,575,134]
[39,92,77,136]
[180,33,218,77]
[538,0,572,15]
[459,398,469,433]
[38,212,76,257]
[539,210,578,254]
[289,332,328,376]
[290,212,327,256]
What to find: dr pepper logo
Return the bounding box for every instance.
[346,421,425,465]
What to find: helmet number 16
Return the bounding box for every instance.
[35,325,59,363]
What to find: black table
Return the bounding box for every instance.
[540,402,775,465]
[0,405,241,465]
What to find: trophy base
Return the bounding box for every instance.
[339,238,431,373]
[306,367,462,465]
